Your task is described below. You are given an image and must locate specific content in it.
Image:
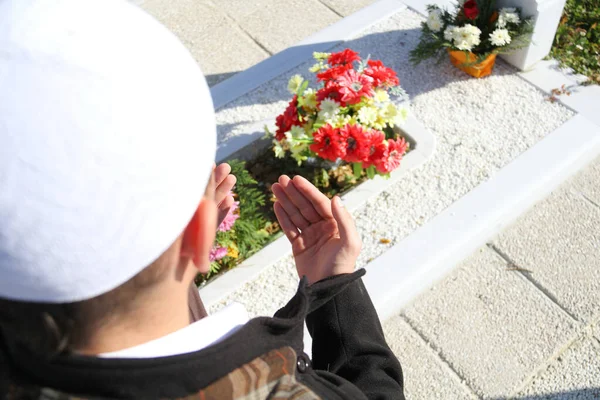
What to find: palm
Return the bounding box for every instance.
[293,220,338,278]
[272,175,361,284]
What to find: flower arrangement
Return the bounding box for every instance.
[267,49,410,178]
[410,0,533,77]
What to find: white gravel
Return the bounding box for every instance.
[209,8,574,316]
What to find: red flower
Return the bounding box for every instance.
[375,137,408,173]
[327,49,360,66]
[363,130,387,168]
[336,69,374,105]
[310,124,347,161]
[364,59,400,88]
[275,95,300,141]
[463,0,479,20]
[316,64,352,82]
[316,81,345,106]
[341,124,371,163]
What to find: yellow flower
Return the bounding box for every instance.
[374,89,390,103]
[287,74,304,94]
[302,88,318,110]
[372,117,386,131]
[379,102,399,123]
[313,52,331,61]
[332,114,358,128]
[309,62,325,73]
[290,143,308,165]
[394,106,409,125]
[227,244,239,259]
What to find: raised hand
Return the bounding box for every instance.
[272,175,362,284]
[211,163,237,229]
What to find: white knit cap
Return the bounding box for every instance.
[0,0,216,302]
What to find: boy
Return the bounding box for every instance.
[0,0,404,398]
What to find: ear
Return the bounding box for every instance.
[180,198,217,274]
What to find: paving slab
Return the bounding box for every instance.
[141,0,269,86]
[383,316,477,399]
[318,0,377,16]
[492,185,600,324]
[571,155,600,207]
[514,337,600,400]
[234,0,340,54]
[402,246,579,399]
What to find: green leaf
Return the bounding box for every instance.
[297,80,310,97]
[312,121,324,130]
[321,168,329,184]
[366,165,376,180]
[353,162,363,179]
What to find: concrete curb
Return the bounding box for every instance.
[365,114,600,322]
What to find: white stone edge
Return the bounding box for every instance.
[209,0,407,112]
[365,114,600,322]
[200,115,435,308]
[516,59,600,127]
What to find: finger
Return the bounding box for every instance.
[218,196,234,216]
[291,175,333,219]
[213,163,232,186]
[274,202,300,243]
[278,175,322,224]
[331,196,361,252]
[272,182,310,230]
[216,175,236,206]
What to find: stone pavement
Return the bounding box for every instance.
[135,0,600,398]
[384,156,600,399]
[138,0,376,86]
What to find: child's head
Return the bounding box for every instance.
[0,0,217,356]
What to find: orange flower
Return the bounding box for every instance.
[490,11,499,23]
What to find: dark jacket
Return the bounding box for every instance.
[1,270,404,399]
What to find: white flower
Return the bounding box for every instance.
[287,74,304,94]
[489,28,512,47]
[319,98,341,119]
[505,13,520,24]
[273,140,285,158]
[444,25,457,42]
[358,106,378,125]
[452,24,481,51]
[498,8,520,27]
[455,40,473,51]
[427,9,443,32]
[287,125,307,140]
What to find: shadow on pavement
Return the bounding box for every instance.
[491,387,600,399]
[212,26,518,135]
